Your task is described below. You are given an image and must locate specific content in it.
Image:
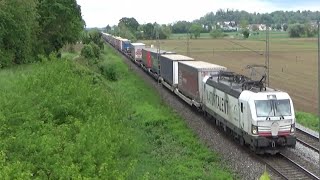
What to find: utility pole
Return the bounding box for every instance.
[265,26,270,87]
[187,32,190,56]
[157,27,160,78]
[317,20,320,170]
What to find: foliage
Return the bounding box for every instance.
[89,42,101,59]
[242,29,250,38]
[0,44,234,178]
[283,24,289,31]
[0,0,38,66]
[189,24,203,39]
[0,0,84,68]
[37,0,85,55]
[118,17,139,32]
[81,44,95,59]
[98,61,118,81]
[197,9,320,27]
[259,170,270,180]
[288,23,305,37]
[288,23,317,38]
[172,21,192,34]
[210,28,224,38]
[252,24,259,31]
[0,57,136,178]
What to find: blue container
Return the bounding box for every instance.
[122,40,131,53]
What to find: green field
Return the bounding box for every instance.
[0,45,233,179]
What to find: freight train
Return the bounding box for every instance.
[101,33,296,154]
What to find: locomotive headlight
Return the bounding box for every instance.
[251,125,258,135]
[290,123,295,133]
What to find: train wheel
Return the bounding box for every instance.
[250,144,256,152]
[239,137,244,146]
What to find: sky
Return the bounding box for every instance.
[76,0,320,28]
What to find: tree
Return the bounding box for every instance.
[172,21,191,33]
[142,23,155,39]
[288,23,305,37]
[276,24,282,31]
[37,0,85,55]
[242,29,250,38]
[118,17,139,33]
[252,24,259,31]
[189,24,202,39]
[304,23,316,37]
[105,25,112,33]
[210,28,223,38]
[160,24,172,39]
[283,24,288,31]
[0,0,38,66]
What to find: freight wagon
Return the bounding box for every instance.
[130,43,145,62]
[159,54,194,91]
[177,61,227,108]
[141,48,175,74]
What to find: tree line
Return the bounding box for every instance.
[105,17,172,41]
[0,0,84,68]
[108,9,319,41]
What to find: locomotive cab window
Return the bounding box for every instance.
[255,99,291,117]
[240,103,243,113]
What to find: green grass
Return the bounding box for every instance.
[0,46,233,179]
[296,112,319,132]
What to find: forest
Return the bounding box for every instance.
[0,0,84,68]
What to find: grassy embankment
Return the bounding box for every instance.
[0,45,233,179]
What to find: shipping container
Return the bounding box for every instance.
[121,39,131,52]
[141,48,168,69]
[130,43,145,61]
[178,61,227,103]
[160,54,194,86]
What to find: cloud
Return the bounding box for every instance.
[76,0,320,28]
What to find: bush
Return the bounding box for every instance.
[99,62,118,81]
[89,42,101,59]
[0,50,14,68]
[288,23,305,38]
[242,29,250,39]
[81,44,95,59]
[210,29,224,39]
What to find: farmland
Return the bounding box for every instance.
[142,34,318,114]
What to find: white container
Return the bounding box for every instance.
[130,43,145,61]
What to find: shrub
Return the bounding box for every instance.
[210,29,224,39]
[81,44,95,59]
[242,29,250,39]
[89,42,101,59]
[99,62,118,81]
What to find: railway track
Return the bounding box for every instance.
[296,127,319,153]
[259,153,319,180]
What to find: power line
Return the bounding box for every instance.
[224,38,264,56]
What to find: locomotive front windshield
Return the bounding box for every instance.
[255,99,291,117]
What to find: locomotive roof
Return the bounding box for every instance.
[161,54,194,61]
[206,72,279,98]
